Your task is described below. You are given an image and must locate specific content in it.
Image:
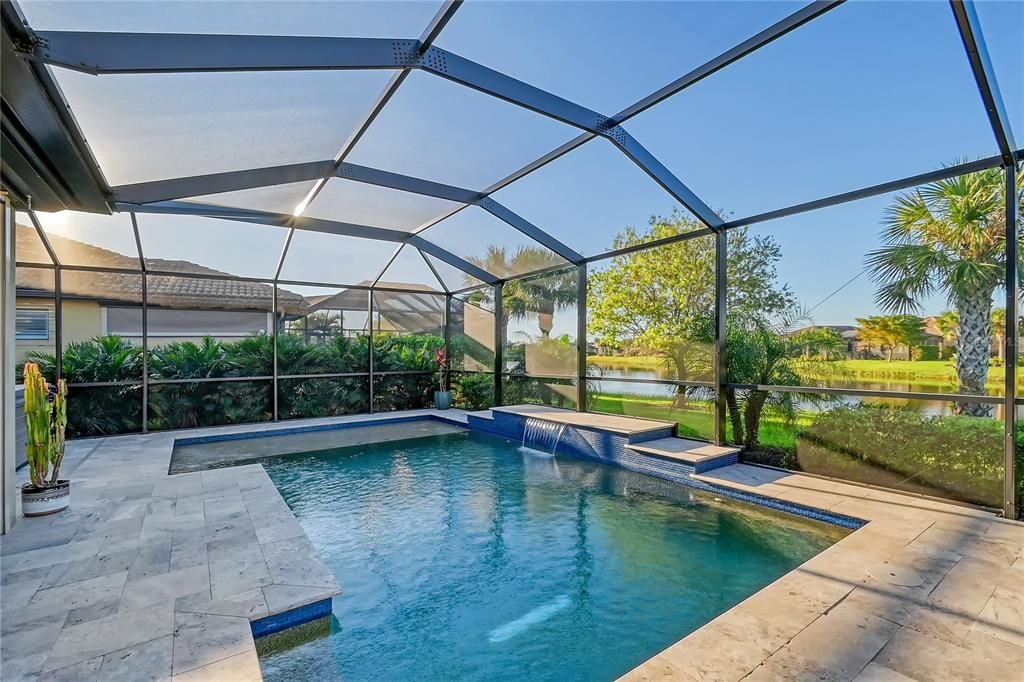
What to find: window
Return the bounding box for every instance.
[16,308,49,341]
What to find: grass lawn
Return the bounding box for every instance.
[588,356,665,370]
[588,392,807,450]
[590,355,1020,392]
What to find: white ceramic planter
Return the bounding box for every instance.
[21,480,70,517]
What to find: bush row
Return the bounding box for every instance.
[742,402,1020,511]
[23,334,447,437]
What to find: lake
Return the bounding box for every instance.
[587,365,1006,418]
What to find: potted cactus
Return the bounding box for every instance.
[434,349,452,410]
[21,363,70,516]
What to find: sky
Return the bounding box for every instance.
[18,0,1024,336]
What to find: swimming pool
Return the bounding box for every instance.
[255,429,847,681]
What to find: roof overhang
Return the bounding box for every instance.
[0,3,110,213]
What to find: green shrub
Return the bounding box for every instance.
[797,404,1003,508]
[452,372,494,410]
[912,345,940,361]
[28,333,450,436]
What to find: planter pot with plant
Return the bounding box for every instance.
[22,362,70,517]
[434,349,452,410]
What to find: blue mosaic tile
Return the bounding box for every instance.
[251,598,334,638]
[174,414,457,447]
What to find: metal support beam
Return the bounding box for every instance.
[114,160,334,205]
[476,198,583,263]
[294,0,462,219]
[410,0,843,237]
[27,210,63,381]
[444,294,452,391]
[714,231,728,445]
[43,27,717,232]
[33,32,403,74]
[493,282,503,406]
[53,266,62,384]
[576,264,587,411]
[1,192,17,533]
[114,161,584,263]
[406,235,497,285]
[612,1,845,124]
[130,213,147,431]
[949,1,1017,165]
[1004,161,1019,519]
[607,132,723,230]
[725,155,1006,230]
[120,200,497,284]
[367,290,375,413]
[419,248,449,293]
[272,283,279,422]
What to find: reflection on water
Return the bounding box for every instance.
[589,366,1005,417]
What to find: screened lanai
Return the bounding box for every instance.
[1,0,1022,517]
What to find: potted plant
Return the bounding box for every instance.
[434,349,452,410]
[21,363,70,516]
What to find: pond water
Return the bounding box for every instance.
[589,365,1005,417]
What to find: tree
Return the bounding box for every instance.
[723,315,840,448]
[300,311,342,343]
[588,211,795,384]
[466,246,576,337]
[856,315,926,361]
[992,307,1006,363]
[867,167,1023,414]
[789,327,845,361]
[933,310,959,353]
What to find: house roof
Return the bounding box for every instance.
[15,224,304,312]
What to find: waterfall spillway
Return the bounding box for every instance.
[521,417,567,456]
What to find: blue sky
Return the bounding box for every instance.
[22,0,1024,333]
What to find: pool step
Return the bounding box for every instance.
[625,438,740,474]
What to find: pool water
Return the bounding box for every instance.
[256,430,847,682]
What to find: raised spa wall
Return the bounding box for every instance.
[465,408,863,531]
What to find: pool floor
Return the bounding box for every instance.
[255,430,848,682]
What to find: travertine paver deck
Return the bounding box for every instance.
[625,437,740,466]
[492,404,675,435]
[621,464,1024,682]
[5,410,1023,681]
[1,409,461,681]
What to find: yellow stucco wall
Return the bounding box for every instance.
[14,298,101,364]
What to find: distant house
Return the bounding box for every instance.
[15,224,303,363]
[789,324,945,360]
[14,225,456,363]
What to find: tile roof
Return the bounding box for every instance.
[15,224,304,311]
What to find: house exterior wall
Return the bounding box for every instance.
[63,299,102,346]
[14,296,55,363]
[14,297,102,364]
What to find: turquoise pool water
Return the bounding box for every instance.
[256,430,847,682]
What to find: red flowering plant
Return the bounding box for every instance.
[435,348,450,392]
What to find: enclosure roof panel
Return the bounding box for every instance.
[18,0,440,37]
[625,0,999,219]
[434,0,806,114]
[4,0,1021,287]
[51,67,392,185]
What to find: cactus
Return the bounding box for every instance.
[23,363,68,489]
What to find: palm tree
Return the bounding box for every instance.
[466,246,576,337]
[723,316,839,447]
[992,307,1007,363]
[867,167,1023,415]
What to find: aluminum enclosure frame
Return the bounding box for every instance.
[3,0,1022,516]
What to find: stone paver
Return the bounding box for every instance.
[5,409,1023,681]
[2,411,462,680]
[623,464,1024,681]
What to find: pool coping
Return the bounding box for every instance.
[3,409,1022,681]
[619,465,1024,681]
